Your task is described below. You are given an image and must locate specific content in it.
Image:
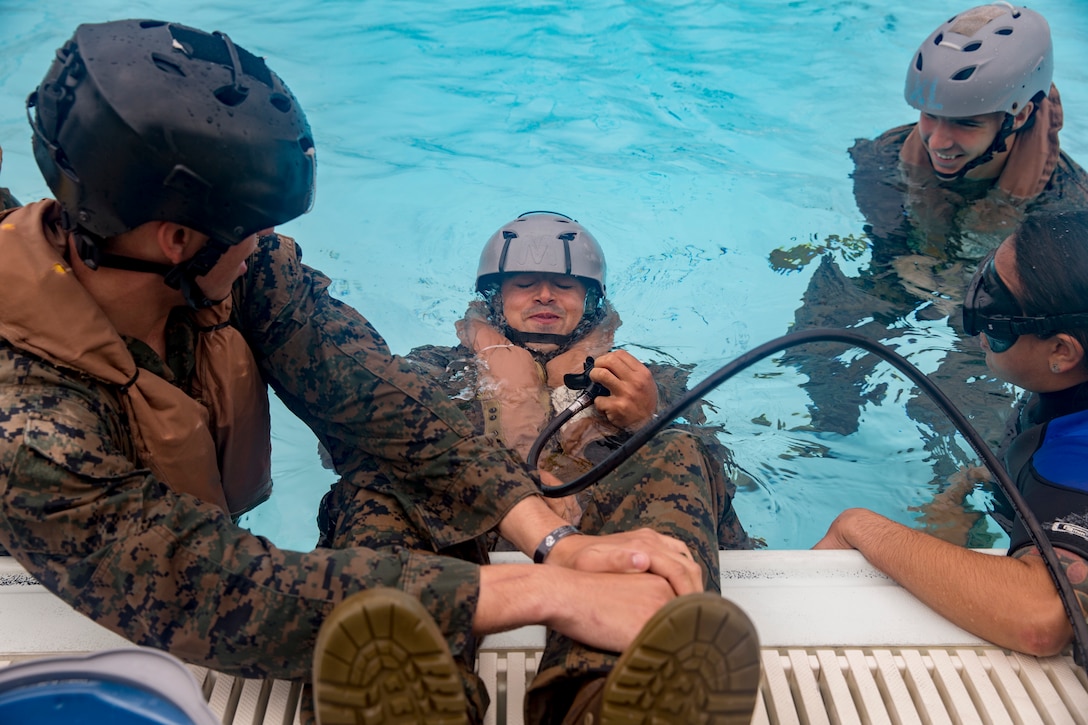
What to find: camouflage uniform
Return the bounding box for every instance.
[405,340,754,723]
[0,145,21,212]
[0,204,547,718]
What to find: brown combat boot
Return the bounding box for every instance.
[312,588,469,725]
[562,593,761,724]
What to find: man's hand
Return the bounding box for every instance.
[812,511,856,549]
[544,570,675,652]
[588,350,659,430]
[475,564,676,653]
[547,526,703,596]
[498,497,702,595]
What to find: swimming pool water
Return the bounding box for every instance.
[2,1,1086,551]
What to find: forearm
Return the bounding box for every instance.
[496,493,570,556]
[3,464,479,679]
[474,562,675,654]
[821,508,1071,654]
[238,233,543,544]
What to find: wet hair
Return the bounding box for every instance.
[1010,210,1088,362]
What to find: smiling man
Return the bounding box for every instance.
[405,211,759,722]
[855,2,1088,260]
[0,22,764,725]
[783,3,1088,485]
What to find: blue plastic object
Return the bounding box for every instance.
[0,648,219,725]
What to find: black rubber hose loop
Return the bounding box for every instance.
[529,327,1088,670]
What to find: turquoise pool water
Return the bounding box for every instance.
[2,1,1086,550]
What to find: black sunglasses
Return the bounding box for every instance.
[963,250,1088,353]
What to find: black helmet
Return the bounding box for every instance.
[28,19,316,306]
[476,211,607,348]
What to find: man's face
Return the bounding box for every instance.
[917,110,1006,178]
[500,272,587,337]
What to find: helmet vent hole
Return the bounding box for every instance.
[932,32,944,46]
[214,84,249,106]
[269,93,292,113]
[915,53,923,71]
[995,27,1013,36]
[963,41,982,52]
[951,66,977,81]
[151,53,185,76]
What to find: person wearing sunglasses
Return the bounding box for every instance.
[814,209,1088,656]
[784,4,1088,499]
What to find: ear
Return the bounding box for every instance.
[1011,101,1035,132]
[1049,333,1084,374]
[154,222,207,265]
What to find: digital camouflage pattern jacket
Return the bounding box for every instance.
[0,201,542,679]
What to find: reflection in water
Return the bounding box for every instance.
[1,1,1086,550]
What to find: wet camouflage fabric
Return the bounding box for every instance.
[852,124,1088,267]
[408,343,755,552]
[0,145,20,212]
[316,478,492,720]
[0,228,543,683]
[0,188,17,212]
[784,123,1088,525]
[405,342,752,724]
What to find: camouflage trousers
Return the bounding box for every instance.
[317,428,727,725]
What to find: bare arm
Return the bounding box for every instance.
[814,508,1079,655]
[497,494,703,596]
[474,562,674,652]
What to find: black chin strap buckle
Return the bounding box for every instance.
[563,357,611,399]
[73,231,101,270]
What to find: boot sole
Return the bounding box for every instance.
[312,588,468,725]
[599,593,761,724]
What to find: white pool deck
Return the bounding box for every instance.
[2,549,1087,724]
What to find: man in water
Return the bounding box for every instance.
[785,3,1088,541]
[815,210,1088,659]
[0,20,759,725]
[400,210,758,721]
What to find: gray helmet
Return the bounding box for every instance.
[905,3,1052,118]
[28,19,316,306]
[476,211,607,348]
[476,211,606,296]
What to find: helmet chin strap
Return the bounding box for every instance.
[504,329,573,347]
[74,229,229,309]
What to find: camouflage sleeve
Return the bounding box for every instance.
[0,145,21,211]
[0,349,480,679]
[233,233,541,547]
[1035,152,1088,210]
[404,343,458,381]
[848,123,916,255]
[0,187,18,212]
